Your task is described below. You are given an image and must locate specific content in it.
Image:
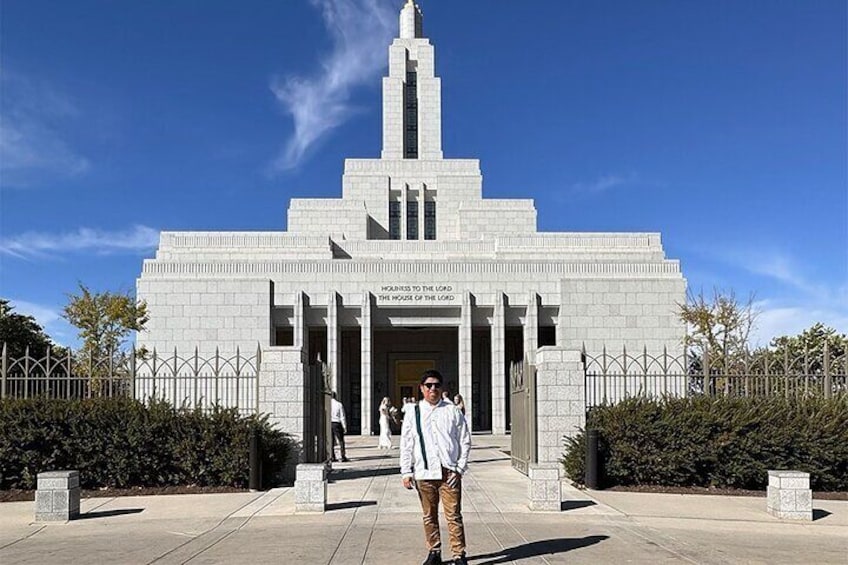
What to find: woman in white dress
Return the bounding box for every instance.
[378,397,394,450]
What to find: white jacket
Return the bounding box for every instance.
[399,399,471,480]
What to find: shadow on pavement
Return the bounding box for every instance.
[77,508,144,520]
[471,535,609,564]
[326,500,378,511]
[813,509,832,521]
[468,457,511,465]
[329,467,400,481]
[561,500,596,512]
[343,454,397,462]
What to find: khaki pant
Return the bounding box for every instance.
[416,467,466,557]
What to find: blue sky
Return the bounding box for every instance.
[1,0,846,348]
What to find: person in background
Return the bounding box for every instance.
[378,396,394,450]
[331,392,349,462]
[453,394,466,417]
[400,369,471,565]
[442,390,453,403]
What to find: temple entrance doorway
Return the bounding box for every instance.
[394,359,435,407]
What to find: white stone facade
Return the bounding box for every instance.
[137,3,686,438]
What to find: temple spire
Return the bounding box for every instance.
[399,0,423,39]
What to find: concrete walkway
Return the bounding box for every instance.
[0,435,845,564]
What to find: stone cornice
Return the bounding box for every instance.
[141,259,683,277]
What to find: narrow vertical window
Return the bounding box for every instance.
[389,201,401,240]
[404,71,418,159]
[406,200,419,240]
[424,201,436,240]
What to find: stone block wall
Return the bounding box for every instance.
[558,277,686,356]
[137,277,272,355]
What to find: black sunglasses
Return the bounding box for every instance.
[422,382,442,389]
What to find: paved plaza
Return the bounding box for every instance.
[0,436,845,564]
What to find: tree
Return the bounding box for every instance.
[767,323,847,373]
[678,288,759,394]
[62,284,148,360]
[678,288,758,361]
[0,298,56,358]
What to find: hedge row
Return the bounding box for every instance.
[0,397,294,490]
[563,395,848,491]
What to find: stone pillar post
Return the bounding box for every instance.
[529,463,562,512]
[361,292,373,435]
[524,291,539,365]
[35,471,80,522]
[327,291,341,392]
[491,292,506,434]
[534,347,585,465]
[258,346,307,480]
[459,291,473,431]
[295,463,327,513]
[767,471,812,520]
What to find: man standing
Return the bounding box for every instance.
[400,370,471,565]
[330,392,349,463]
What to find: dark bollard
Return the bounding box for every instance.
[585,429,600,490]
[249,427,262,491]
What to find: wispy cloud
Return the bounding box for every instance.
[571,173,640,194]
[0,225,160,259]
[269,0,396,172]
[0,71,90,188]
[751,301,848,347]
[7,299,62,326]
[705,247,848,344]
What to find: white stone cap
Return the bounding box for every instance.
[37,470,80,490]
[767,470,809,478]
[400,0,423,39]
[38,471,79,479]
[768,470,810,489]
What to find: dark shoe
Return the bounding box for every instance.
[452,554,468,565]
[341,457,350,462]
[422,550,442,565]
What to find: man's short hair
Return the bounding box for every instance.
[420,369,443,385]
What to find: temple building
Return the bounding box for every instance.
[137,1,686,435]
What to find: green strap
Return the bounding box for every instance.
[415,404,429,470]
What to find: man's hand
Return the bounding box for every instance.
[446,471,461,489]
[402,476,414,490]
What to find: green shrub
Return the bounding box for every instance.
[563,395,848,491]
[0,397,294,490]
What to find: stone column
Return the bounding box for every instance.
[418,184,426,239]
[401,183,408,240]
[459,291,473,432]
[524,292,539,365]
[294,292,307,350]
[327,291,341,392]
[491,292,506,434]
[361,292,373,435]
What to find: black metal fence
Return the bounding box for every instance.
[1,344,260,415]
[584,343,848,407]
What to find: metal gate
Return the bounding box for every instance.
[509,358,537,475]
[303,362,332,464]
